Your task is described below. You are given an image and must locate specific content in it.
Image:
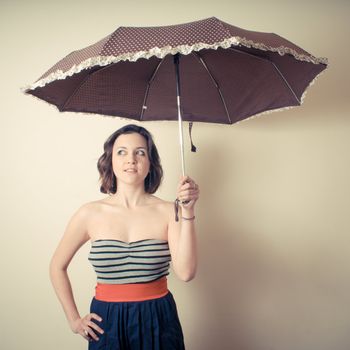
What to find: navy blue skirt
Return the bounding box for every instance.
[88,291,185,350]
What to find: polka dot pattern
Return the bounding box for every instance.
[101,17,228,56]
[25,16,328,127]
[37,17,230,81]
[31,16,327,86]
[37,33,112,81]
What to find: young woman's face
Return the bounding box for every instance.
[112,132,151,187]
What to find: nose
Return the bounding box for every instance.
[126,154,136,164]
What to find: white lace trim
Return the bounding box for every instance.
[22,36,328,92]
[237,37,328,65]
[24,64,326,128]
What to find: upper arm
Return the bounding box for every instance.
[166,202,181,261]
[49,203,91,271]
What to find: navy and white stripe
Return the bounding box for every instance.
[88,239,171,284]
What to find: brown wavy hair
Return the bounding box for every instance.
[97,124,163,194]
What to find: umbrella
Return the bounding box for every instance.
[23,16,328,176]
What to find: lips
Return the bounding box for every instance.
[125,168,137,172]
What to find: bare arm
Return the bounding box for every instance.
[49,203,103,341]
[168,176,199,282]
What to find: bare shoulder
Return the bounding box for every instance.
[149,196,175,219]
[78,197,112,214]
[88,196,112,207]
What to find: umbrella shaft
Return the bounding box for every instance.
[174,54,186,177]
[177,96,186,177]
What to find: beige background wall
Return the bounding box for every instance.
[1,0,349,349]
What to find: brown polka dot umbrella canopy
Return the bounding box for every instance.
[24,17,328,175]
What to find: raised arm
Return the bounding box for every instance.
[168,175,200,282]
[49,203,103,342]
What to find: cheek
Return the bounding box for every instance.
[138,160,150,176]
[112,157,123,172]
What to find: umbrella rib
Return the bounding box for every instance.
[60,65,110,111]
[228,47,301,104]
[140,58,166,120]
[269,61,301,104]
[192,52,232,124]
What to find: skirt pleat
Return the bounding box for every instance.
[88,291,185,350]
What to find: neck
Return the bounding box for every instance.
[111,183,149,208]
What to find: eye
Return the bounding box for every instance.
[137,150,146,156]
[117,149,126,155]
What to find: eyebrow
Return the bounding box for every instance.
[116,146,147,150]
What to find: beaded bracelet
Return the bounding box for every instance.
[182,215,195,221]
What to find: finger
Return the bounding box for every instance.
[180,195,197,202]
[178,192,199,203]
[179,175,190,181]
[178,181,187,191]
[80,329,91,342]
[179,175,191,186]
[178,188,199,197]
[85,327,99,341]
[90,313,103,322]
[179,183,197,193]
[188,180,198,188]
[179,183,191,191]
[185,177,194,185]
[181,185,199,192]
[178,175,187,184]
[178,195,198,203]
[88,320,104,335]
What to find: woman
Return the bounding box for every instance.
[49,124,199,349]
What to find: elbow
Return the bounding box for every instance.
[49,257,67,280]
[178,269,197,282]
[49,259,57,281]
[181,274,195,282]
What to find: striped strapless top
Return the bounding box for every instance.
[88,239,171,284]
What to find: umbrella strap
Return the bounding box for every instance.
[174,198,180,222]
[189,122,197,152]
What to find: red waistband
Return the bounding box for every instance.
[94,277,169,302]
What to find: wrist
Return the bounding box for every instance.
[69,316,81,332]
[181,215,195,221]
[181,208,195,217]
